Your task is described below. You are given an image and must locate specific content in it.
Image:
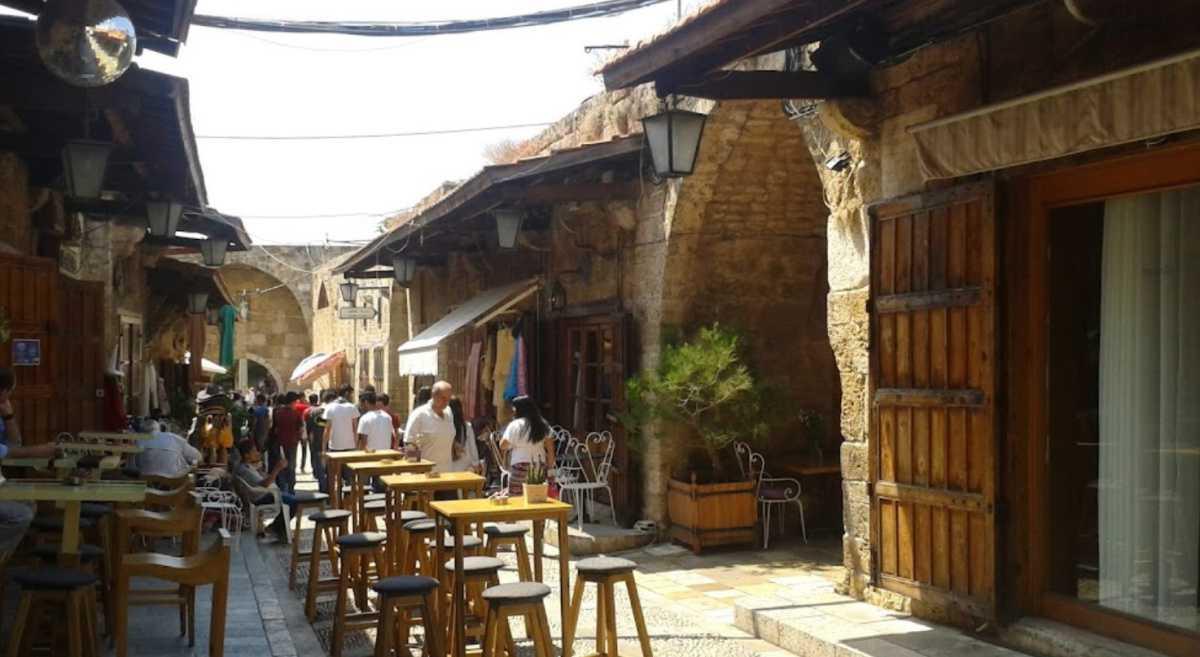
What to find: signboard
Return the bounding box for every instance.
[338,306,378,320]
[12,339,40,366]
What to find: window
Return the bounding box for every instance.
[316,283,329,309]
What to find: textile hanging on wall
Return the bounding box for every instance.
[481,332,495,394]
[219,304,238,368]
[503,334,529,403]
[911,49,1200,181]
[493,328,516,422]
[464,341,482,420]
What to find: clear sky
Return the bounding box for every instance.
[130,1,704,246]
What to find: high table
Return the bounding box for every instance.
[430,498,573,657]
[380,472,486,567]
[323,449,403,509]
[0,480,146,564]
[343,459,435,530]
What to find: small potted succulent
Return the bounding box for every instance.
[523,461,549,504]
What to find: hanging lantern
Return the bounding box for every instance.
[146,200,183,238]
[641,108,707,178]
[339,280,359,303]
[392,254,417,284]
[549,279,567,312]
[61,139,112,198]
[187,291,208,315]
[495,208,524,249]
[200,238,228,267]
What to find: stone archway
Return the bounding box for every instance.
[237,353,285,395]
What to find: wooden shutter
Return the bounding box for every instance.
[869,182,998,619]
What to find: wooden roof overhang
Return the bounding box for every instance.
[149,256,235,308]
[336,135,644,279]
[599,0,1041,98]
[0,0,199,56]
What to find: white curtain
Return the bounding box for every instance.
[1098,186,1200,632]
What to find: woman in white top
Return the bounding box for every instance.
[446,397,482,474]
[499,395,555,495]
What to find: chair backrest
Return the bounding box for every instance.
[733,441,765,490]
[116,496,203,556]
[485,430,509,473]
[585,431,617,485]
[144,480,196,511]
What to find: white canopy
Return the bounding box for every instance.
[397,278,539,376]
[184,351,227,375]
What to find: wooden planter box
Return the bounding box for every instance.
[667,478,757,553]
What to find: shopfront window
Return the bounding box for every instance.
[1048,184,1200,633]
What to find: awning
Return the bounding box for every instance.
[397,279,540,376]
[184,352,227,375]
[911,48,1200,181]
[291,351,346,385]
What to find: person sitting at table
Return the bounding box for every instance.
[233,439,294,543]
[499,395,555,495]
[446,396,483,476]
[135,419,201,480]
[0,367,59,561]
[404,381,456,474]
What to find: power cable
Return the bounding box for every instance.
[193,0,670,37]
[197,120,554,141]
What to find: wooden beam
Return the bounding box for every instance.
[874,388,985,407]
[873,481,990,513]
[874,286,983,314]
[657,70,867,100]
[510,182,641,203]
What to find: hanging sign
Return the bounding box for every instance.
[338,306,378,320]
[12,339,41,366]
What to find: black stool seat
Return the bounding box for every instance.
[13,567,98,590]
[32,515,96,531]
[576,556,637,575]
[442,556,504,575]
[336,532,387,549]
[438,535,483,550]
[403,519,435,533]
[364,492,386,502]
[482,582,551,604]
[372,575,439,597]
[309,509,352,523]
[80,503,113,518]
[399,510,427,523]
[292,491,329,504]
[363,499,387,512]
[31,543,104,562]
[484,523,528,538]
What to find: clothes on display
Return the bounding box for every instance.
[219,304,238,368]
[464,341,482,420]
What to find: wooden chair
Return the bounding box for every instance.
[562,557,652,657]
[142,473,192,491]
[112,501,202,646]
[483,523,532,581]
[143,480,197,512]
[113,529,233,657]
[480,582,553,657]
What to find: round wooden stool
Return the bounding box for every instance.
[30,543,113,638]
[398,518,436,577]
[563,557,652,657]
[480,582,553,657]
[437,533,483,555]
[483,523,532,581]
[289,491,330,590]
[385,510,428,569]
[370,576,441,657]
[7,567,101,657]
[441,556,504,655]
[363,498,389,531]
[332,532,389,657]
[304,508,351,622]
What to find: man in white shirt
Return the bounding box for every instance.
[136,420,202,479]
[323,385,361,452]
[403,380,456,473]
[356,392,396,451]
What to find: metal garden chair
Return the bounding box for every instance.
[735,441,807,548]
[558,431,617,529]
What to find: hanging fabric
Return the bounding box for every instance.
[481,331,495,394]
[464,340,482,419]
[504,334,522,402]
[493,328,516,410]
[218,304,238,367]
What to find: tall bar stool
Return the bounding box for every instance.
[437,533,483,556]
[288,491,330,590]
[398,519,437,577]
[480,582,553,657]
[441,556,505,656]
[331,531,389,657]
[7,567,100,657]
[304,508,351,622]
[483,523,532,581]
[363,498,389,531]
[563,557,653,657]
[386,510,427,567]
[370,575,441,657]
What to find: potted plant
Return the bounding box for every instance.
[524,462,549,504]
[623,324,773,553]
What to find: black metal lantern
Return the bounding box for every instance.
[641,107,707,178]
[146,200,183,238]
[187,291,208,315]
[61,139,112,198]
[339,280,359,303]
[200,238,228,267]
[392,255,417,285]
[494,208,524,249]
[549,279,567,312]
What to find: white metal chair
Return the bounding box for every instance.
[485,430,511,492]
[558,431,617,529]
[735,441,807,547]
[192,487,244,543]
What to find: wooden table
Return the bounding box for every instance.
[343,459,434,529]
[1,455,125,477]
[0,480,145,563]
[380,472,485,567]
[430,498,572,657]
[323,449,403,509]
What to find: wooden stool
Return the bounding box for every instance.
[31,543,112,638]
[437,533,483,556]
[398,518,436,577]
[563,557,652,657]
[441,556,504,655]
[480,582,553,657]
[288,491,330,590]
[331,532,389,657]
[304,509,351,622]
[363,498,389,531]
[483,523,532,581]
[370,576,441,657]
[7,567,100,657]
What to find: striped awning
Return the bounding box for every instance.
[290,351,345,385]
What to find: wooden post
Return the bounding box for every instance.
[188,314,206,387]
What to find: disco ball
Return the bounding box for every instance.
[36,0,137,88]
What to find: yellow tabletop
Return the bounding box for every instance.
[430,497,571,521]
[345,459,434,476]
[0,479,146,502]
[381,471,485,493]
[77,431,154,442]
[325,449,403,464]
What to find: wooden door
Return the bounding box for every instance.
[869,182,998,619]
[57,277,104,435]
[0,254,59,445]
